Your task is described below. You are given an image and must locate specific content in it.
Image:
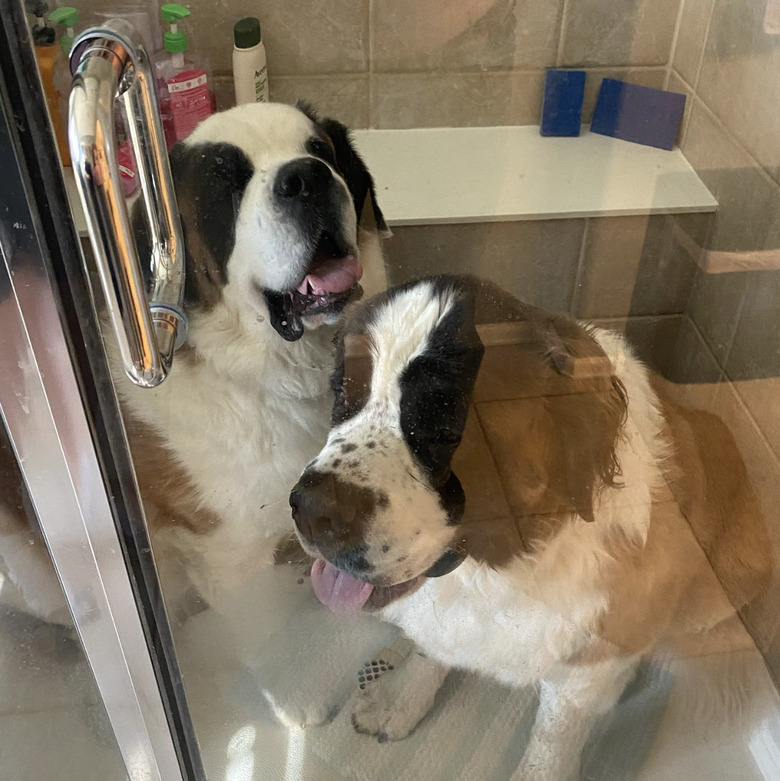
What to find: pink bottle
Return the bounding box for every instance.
[155,3,214,148]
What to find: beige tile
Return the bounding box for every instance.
[212,73,370,126]
[581,67,666,123]
[210,75,236,113]
[371,71,545,128]
[666,70,694,147]
[682,100,780,254]
[385,220,585,312]
[697,0,780,186]
[188,0,369,76]
[589,315,687,381]
[269,76,370,128]
[453,409,512,523]
[475,398,558,520]
[700,382,780,656]
[574,215,699,319]
[560,0,682,67]
[652,374,722,416]
[671,0,716,87]
[650,501,752,655]
[371,0,562,72]
[732,378,780,462]
[724,271,780,382]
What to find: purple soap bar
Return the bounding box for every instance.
[541,69,586,137]
[591,78,686,150]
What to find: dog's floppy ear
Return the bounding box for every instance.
[400,279,485,487]
[144,141,254,310]
[297,100,388,235]
[546,347,628,523]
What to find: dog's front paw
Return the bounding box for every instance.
[351,651,446,742]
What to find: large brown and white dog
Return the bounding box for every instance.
[0,102,387,633]
[291,275,771,779]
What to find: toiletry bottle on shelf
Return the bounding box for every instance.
[49,6,78,167]
[155,3,214,148]
[233,17,268,105]
[27,0,71,165]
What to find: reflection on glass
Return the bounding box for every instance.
[0,424,125,780]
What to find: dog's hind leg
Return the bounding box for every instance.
[514,653,640,781]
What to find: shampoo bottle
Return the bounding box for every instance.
[155,3,214,147]
[49,6,78,167]
[233,17,268,105]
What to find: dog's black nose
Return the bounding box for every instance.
[274,158,332,200]
[290,470,376,556]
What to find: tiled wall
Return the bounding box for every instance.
[668,0,780,682]
[89,0,680,128]
[385,213,704,378]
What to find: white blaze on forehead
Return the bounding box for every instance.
[365,281,460,412]
[185,102,315,167]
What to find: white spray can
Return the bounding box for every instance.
[233,17,268,104]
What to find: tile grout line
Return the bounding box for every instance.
[555,0,571,68]
[685,314,780,467]
[671,66,696,144]
[690,0,717,94]
[665,0,688,90]
[688,89,780,195]
[730,381,780,466]
[470,405,523,546]
[570,218,590,317]
[368,0,375,128]
[337,64,668,79]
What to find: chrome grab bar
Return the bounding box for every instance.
[68,19,187,388]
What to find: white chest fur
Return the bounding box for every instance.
[380,557,598,688]
[114,307,336,596]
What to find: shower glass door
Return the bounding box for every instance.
[2,0,780,779]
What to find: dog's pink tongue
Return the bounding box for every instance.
[298,256,363,295]
[311,558,373,614]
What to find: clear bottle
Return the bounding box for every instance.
[155,3,214,148]
[49,6,78,168]
[27,1,71,165]
[233,17,269,105]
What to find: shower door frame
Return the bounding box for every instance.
[0,1,204,779]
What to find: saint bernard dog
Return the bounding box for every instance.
[291,275,771,780]
[0,101,388,625]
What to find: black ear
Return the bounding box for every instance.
[162,141,254,309]
[400,280,485,487]
[296,101,387,233]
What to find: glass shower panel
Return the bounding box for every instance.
[0,423,127,781]
[6,0,780,779]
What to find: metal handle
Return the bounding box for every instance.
[68,20,187,388]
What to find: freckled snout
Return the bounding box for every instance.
[290,470,379,566]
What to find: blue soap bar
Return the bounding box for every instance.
[540,69,586,137]
[591,78,686,150]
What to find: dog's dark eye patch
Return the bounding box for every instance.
[306,136,336,168]
[400,287,484,486]
[160,141,254,309]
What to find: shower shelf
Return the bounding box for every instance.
[351,125,717,226]
[63,124,717,238]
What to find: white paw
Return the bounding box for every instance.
[351,652,442,742]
